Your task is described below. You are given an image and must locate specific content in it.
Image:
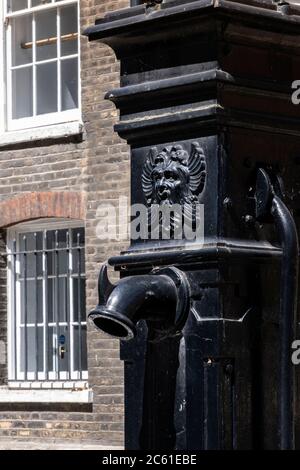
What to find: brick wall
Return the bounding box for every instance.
[0,0,130,448]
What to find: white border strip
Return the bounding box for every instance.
[0,120,84,146]
[0,387,92,403]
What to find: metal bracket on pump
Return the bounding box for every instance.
[254,168,299,450]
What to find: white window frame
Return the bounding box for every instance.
[1,0,81,134]
[7,218,88,389]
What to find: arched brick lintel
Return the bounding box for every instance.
[0,191,86,229]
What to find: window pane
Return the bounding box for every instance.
[72,277,86,322]
[72,227,84,246]
[20,279,43,324]
[61,4,78,57]
[36,9,57,62]
[61,58,78,111]
[47,277,68,323]
[19,232,43,251]
[12,15,32,66]
[12,67,33,119]
[73,325,87,372]
[47,326,57,373]
[72,227,85,273]
[8,0,28,13]
[32,0,51,6]
[20,326,44,373]
[36,62,57,115]
[46,229,68,275]
[47,248,68,277]
[19,232,43,277]
[46,229,68,251]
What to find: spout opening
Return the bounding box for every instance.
[89,309,136,341]
[94,317,129,338]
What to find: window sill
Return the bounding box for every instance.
[0,386,92,403]
[0,121,84,147]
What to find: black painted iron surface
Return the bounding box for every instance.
[85,0,300,449]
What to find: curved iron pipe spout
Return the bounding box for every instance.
[255,169,299,450]
[271,195,299,450]
[89,265,190,341]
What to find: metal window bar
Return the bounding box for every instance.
[21,32,78,49]
[77,232,82,380]
[5,228,86,383]
[55,230,59,380]
[43,230,49,381]
[32,12,37,117]
[23,236,28,381]
[34,233,38,381]
[65,230,71,380]
[12,240,17,380]
[57,7,62,113]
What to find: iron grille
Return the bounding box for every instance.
[6,226,87,383]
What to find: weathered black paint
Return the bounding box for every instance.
[85,0,300,449]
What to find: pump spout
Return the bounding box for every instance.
[89,265,190,341]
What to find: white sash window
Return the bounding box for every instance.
[5,0,80,131]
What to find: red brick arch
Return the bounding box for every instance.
[0,191,86,229]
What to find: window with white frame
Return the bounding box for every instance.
[4,0,80,131]
[7,220,87,384]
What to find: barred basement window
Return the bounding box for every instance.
[7,220,87,384]
[5,0,80,131]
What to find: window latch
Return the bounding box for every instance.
[59,345,66,360]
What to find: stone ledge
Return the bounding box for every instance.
[0,121,84,148]
[0,438,123,450]
[0,388,93,403]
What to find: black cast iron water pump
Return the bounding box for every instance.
[85,0,300,450]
